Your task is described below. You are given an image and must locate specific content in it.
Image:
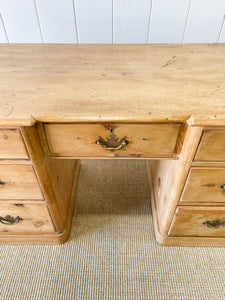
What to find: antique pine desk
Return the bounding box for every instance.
[0,44,224,246]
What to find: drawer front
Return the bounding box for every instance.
[180,168,225,204]
[0,202,55,233]
[0,129,28,159]
[195,129,225,161]
[0,165,43,200]
[44,123,181,157]
[169,206,225,237]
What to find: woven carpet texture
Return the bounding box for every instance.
[1,160,225,300]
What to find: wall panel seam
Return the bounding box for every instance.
[112,0,114,44]
[182,0,192,43]
[147,0,153,43]
[73,0,79,44]
[33,0,44,43]
[217,16,225,43]
[0,13,9,43]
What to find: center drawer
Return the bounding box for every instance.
[43,123,181,158]
[0,164,43,200]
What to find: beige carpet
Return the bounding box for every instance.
[1,160,225,300]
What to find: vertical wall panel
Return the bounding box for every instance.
[0,15,7,42]
[148,0,190,43]
[113,0,151,43]
[0,0,224,44]
[36,0,77,43]
[184,0,225,43]
[75,0,112,43]
[0,0,42,42]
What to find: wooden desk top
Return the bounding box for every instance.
[0,44,224,126]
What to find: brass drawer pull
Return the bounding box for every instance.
[0,215,23,225]
[220,184,225,190]
[203,219,225,229]
[95,134,128,151]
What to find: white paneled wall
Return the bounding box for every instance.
[76,0,112,43]
[35,0,77,43]
[0,0,42,42]
[0,14,8,42]
[183,0,225,42]
[148,0,190,43]
[113,0,151,43]
[0,0,224,43]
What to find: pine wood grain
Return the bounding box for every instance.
[0,129,28,158]
[169,206,225,237]
[148,160,179,232]
[0,43,225,246]
[0,161,80,244]
[0,202,54,233]
[0,44,224,126]
[180,167,225,204]
[0,164,43,200]
[195,129,225,161]
[21,126,64,232]
[147,166,225,246]
[21,125,81,237]
[46,159,79,225]
[44,123,181,158]
[148,125,203,234]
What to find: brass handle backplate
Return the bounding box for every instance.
[95,134,128,151]
[0,215,23,225]
[203,219,225,229]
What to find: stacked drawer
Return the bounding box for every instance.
[169,128,225,237]
[0,128,54,234]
